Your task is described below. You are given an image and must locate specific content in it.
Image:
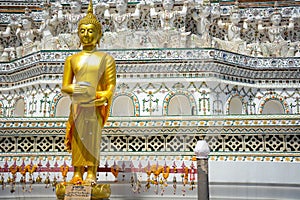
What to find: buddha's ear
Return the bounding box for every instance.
[97,30,102,46]
[99,29,103,39]
[97,37,101,45]
[97,35,101,47]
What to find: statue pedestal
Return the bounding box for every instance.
[56,182,111,200]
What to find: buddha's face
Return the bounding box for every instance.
[116,0,127,13]
[163,0,174,11]
[78,24,100,47]
[270,13,282,26]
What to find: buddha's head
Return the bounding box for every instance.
[78,0,102,47]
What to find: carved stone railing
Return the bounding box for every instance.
[0,114,299,200]
[0,115,299,160]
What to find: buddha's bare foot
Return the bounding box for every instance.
[85,166,97,184]
[85,177,96,184]
[70,166,84,184]
[85,174,96,184]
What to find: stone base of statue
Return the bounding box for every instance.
[56,182,111,200]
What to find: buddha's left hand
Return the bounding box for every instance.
[79,96,107,107]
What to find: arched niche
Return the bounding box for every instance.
[14,98,25,117]
[111,96,135,116]
[262,100,284,114]
[228,96,243,114]
[167,95,192,116]
[55,96,72,117]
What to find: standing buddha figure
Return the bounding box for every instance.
[61,0,116,193]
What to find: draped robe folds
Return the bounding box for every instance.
[64,52,116,167]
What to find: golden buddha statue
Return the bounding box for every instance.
[61,0,116,187]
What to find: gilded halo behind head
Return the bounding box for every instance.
[78,0,102,38]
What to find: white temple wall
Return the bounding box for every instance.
[0,78,300,117]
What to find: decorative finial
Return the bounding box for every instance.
[87,0,93,15]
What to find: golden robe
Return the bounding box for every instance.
[62,51,116,167]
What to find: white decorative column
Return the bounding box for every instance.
[194,140,210,200]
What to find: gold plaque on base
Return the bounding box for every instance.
[65,185,91,200]
[56,182,111,200]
